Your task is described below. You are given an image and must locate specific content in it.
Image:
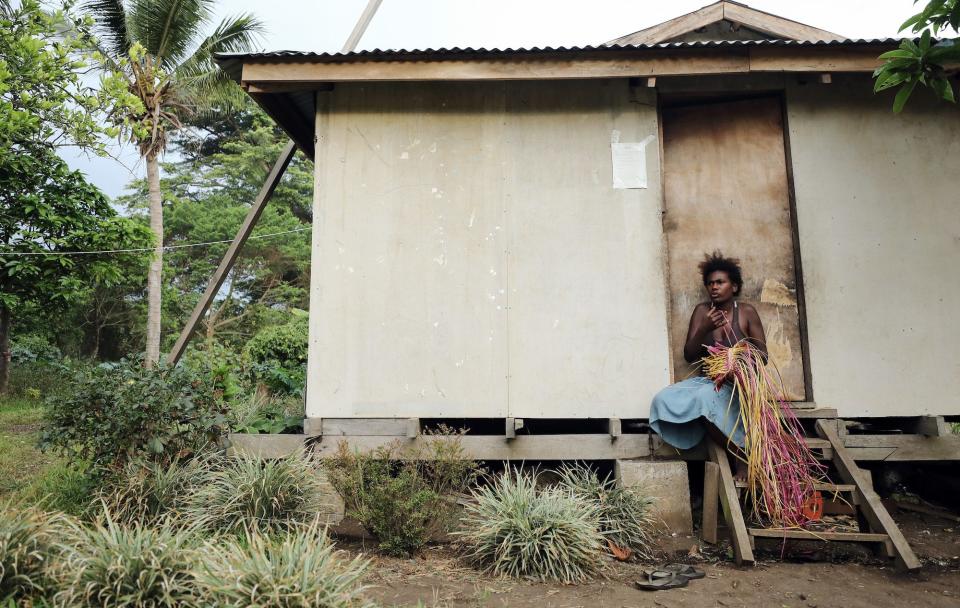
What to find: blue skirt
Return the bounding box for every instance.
[649,376,745,450]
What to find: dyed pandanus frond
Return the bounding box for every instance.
[702,335,826,528]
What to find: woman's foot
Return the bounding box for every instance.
[733,458,748,482]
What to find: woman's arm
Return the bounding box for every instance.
[741,303,769,361]
[683,303,720,363]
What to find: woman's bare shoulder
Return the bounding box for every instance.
[738,301,762,318]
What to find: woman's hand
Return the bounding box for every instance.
[705,305,729,330]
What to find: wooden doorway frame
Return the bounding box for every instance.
[655,90,814,402]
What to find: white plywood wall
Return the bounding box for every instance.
[307,80,671,420]
[786,77,960,417]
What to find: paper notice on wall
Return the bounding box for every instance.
[611,134,655,189]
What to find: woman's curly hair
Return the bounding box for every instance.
[698,251,743,295]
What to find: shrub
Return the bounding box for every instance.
[0,503,66,602]
[40,359,230,476]
[244,318,308,396]
[195,520,373,608]
[7,361,72,400]
[184,449,329,535]
[55,517,199,608]
[323,433,479,557]
[455,469,604,584]
[94,457,206,526]
[9,335,61,363]
[232,394,304,434]
[556,463,659,559]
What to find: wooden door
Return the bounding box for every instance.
[661,97,807,400]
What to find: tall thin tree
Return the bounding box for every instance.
[83,0,263,365]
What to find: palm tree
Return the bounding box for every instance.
[83,0,263,366]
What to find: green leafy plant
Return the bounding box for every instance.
[184,449,330,535]
[40,359,229,476]
[556,463,659,559]
[324,433,479,557]
[874,1,960,111]
[234,405,303,434]
[55,517,199,608]
[195,519,373,608]
[455,469,604,584]
[0,503,67,603]
[9,336,61,364]
[244,317,308,396]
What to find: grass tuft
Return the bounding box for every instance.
[455,469,604,584]
[0,502,67,602]
[184,449,329,535]
[55,516,199,608]
[196,519,373,608]
[94,457,205,525]
[556,462,659,559]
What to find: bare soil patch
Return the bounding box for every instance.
[339,508,960,607]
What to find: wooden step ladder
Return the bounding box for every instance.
[702,419,921,571]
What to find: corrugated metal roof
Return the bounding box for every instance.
[215,38,902,62]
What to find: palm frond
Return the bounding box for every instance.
[176,13,263,109]
[126,0,214,68]
[82,0,131,57]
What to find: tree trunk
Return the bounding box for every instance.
[0,304,10,394]
[145,153,163,367]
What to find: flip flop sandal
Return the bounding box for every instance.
[635,569,689,591]
[662,563,706,580]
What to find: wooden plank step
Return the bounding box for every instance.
[748,528,889,543]
[816,420,921,571]
[735,481,855,493]
[804,438,831,449]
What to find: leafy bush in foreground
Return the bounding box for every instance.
[40,359,229,475]
[455,469,604,584]
[184,449,329,535]
[557,462,659,559]
[196,520,373,608]
[0,503,66,602]
[324,432,479,557]
[55,517,198,608]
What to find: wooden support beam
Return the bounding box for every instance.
[915,416,950,437]
[341,0,383,53]
[702,461,720,544]
[166,141,297,366]
[816,420,921,572]
[608,418,621,440]
[706,439,754,566]
[819,72,832,84]
[406,417,420,439]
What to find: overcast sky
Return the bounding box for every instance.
[64,0,913,198]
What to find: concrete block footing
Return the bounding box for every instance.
[615,458,693,535]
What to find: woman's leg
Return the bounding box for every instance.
[704,420,748,481]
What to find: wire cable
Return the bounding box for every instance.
[0,226,311,257]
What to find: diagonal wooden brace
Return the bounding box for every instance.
[166,140,297,366]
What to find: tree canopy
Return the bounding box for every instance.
[0,0,151,391]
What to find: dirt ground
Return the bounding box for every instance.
[341,507,960,608]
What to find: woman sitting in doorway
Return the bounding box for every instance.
[649,252,768,468]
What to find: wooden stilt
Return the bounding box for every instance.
[702,460,720,544]
[706,439,755,566]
